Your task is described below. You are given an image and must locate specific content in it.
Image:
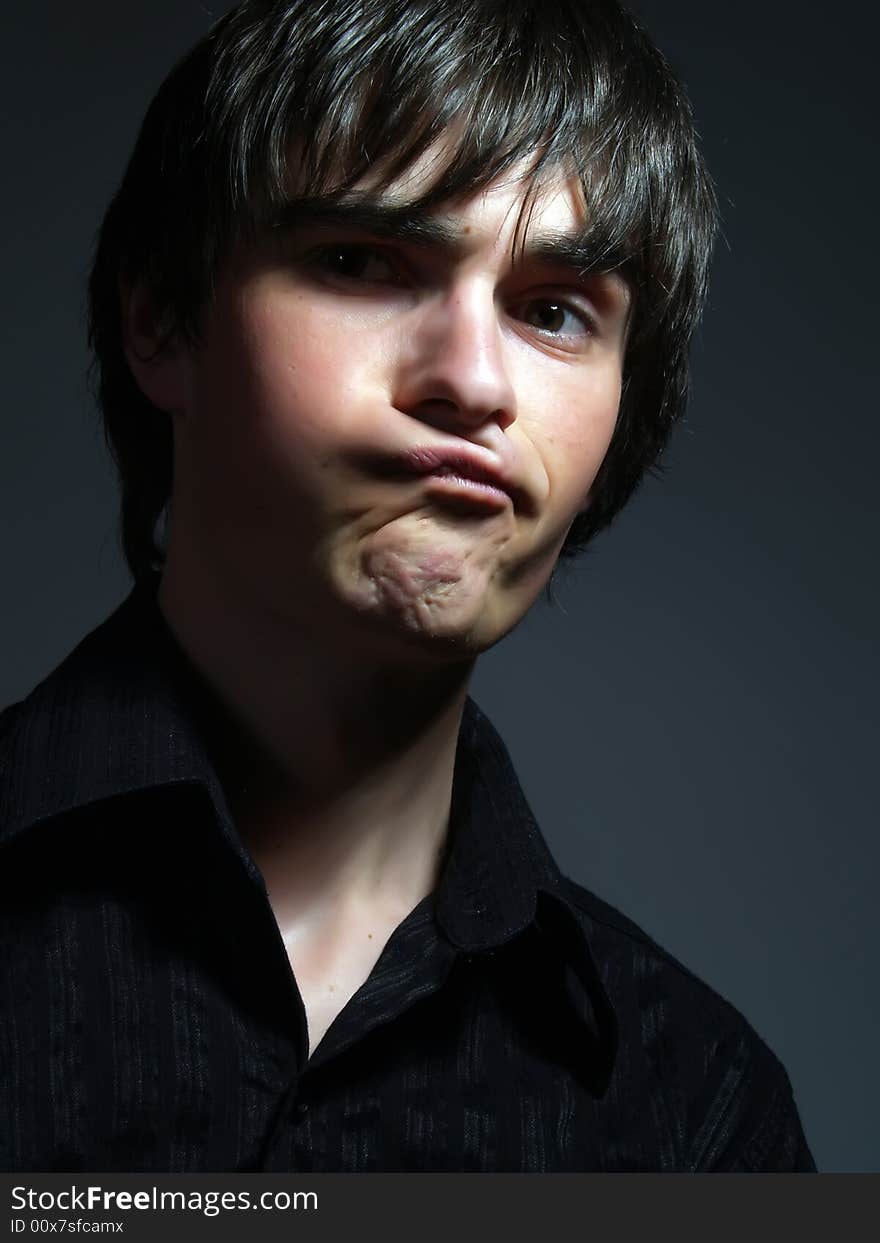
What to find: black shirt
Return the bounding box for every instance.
[0,575,815,1172]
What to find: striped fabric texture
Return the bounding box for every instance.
[0,577,815,1171]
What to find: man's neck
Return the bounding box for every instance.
[156,561,475,930]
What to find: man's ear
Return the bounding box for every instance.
[120,278,193,417]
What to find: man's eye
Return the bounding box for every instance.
[517,299,592,337]
[310,245,398,284]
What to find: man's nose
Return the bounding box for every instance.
[392,284,517,433]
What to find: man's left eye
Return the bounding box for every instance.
[517,299,592,337]
[311,245,398,283]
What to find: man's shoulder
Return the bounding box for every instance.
[0,648,83,843]
[558,870,776,1055]
[0,612,112,778]
[0,696,21,739]
[0,696,26,789]
[554,873,816,1171]
[0,587,218,849]
[559,874,742,1016]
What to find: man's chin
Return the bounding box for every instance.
[350,584,504,659]
[327,567,508,663]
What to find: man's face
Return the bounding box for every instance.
[163,153,631,661]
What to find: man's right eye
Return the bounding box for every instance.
[307,244,399,284]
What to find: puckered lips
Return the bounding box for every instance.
[392,445,527,514]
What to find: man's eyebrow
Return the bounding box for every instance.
[271,197,632,285]
[523,235,633,284]
[272,198,461,250]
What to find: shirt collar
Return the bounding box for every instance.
[1,572,226,848]
[1,573,617,1090]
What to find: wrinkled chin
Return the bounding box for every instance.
[334,514,511,652]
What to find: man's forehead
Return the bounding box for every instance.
[351,140,587,230]
[270,132,632,292]
[286,126,587,232]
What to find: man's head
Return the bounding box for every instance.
[89,0,716,653]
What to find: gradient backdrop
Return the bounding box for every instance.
[2,1,877,1171]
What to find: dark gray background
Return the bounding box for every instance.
[2,2,877,1171]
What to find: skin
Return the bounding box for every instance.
[123,148,631,1053]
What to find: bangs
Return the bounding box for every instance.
[204,0,712,328]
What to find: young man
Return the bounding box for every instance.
[0,0,815,1171]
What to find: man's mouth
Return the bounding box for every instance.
[418,467,511,512]
[393,444,527,512]
[354,442,533,516]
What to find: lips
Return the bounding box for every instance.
[396,445,523,509]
